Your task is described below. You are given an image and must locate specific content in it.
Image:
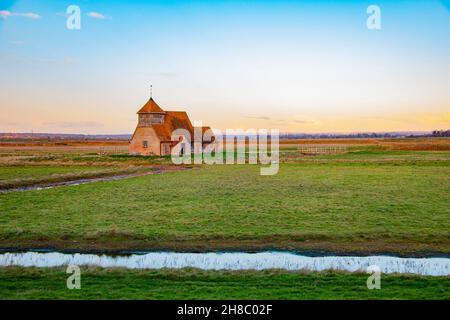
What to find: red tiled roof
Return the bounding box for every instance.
[134,98,213,143]
[137,98,165,113]
[149,111,194,142]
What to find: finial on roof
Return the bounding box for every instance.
[150,84,153,99]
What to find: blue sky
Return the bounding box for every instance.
[0,0,449,133]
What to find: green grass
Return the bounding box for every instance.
[0,267,448,299]
[285,149,450,165]
[0,165,150,190]
[0,166,106,182]
[0,147,448,300]
[0,154,449,253]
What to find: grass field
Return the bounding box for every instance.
[0,267,448,300]
[0,149,449,254]
[0,166,110,181]
[0,138,449,299]
[0,165,153,190]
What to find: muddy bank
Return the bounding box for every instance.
[1,238,449,258]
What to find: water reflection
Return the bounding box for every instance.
[0,251,448,276]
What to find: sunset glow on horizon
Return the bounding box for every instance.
[0,0,449,134]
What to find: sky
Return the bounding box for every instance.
[0,0,449,134]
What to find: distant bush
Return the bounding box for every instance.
[431,130,450,137]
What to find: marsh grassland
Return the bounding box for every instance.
[0,138,449,299]
[0,267,448,300]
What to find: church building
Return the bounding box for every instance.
[129,95,213,156]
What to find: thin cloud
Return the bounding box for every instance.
[0,10,11,18]
[87,12,109,19]
[158,72,177,77]
[134,71,179,77]
[245,116,312,124]
[274,119,314,125]
[0,10,41,19]
[245,115,314,126]
[0,121,25,126]
[16,12,41,19]
[292,119,313,124]
[0,53,77,65]
[42,121,104,129]
[246,116,271,120]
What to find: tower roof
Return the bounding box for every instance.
[137,98,165,114]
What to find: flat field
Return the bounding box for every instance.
[0,139,448,255]
[0,138,449,299]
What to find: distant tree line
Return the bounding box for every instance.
[280,132,427,139]
[0,133,131,140]
[431,130,450,137]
